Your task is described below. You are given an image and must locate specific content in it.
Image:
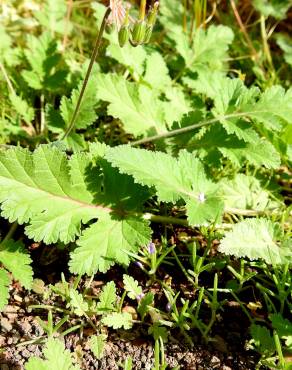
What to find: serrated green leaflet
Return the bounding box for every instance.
[219,219,292,264]
[0,145,151,274]
[0,240,33,289]
[25,338,80,370]
[96,74,166,136]
[69,215,151,274]
[105,146,223,225]
[101,312,133,329]
[123,274,143,300]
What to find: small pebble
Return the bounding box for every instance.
[0,318,13,332]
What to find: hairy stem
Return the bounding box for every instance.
[131,111,260,146]
[62,7,111,140]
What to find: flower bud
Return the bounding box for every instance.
[118,25,129,47]
[148,242,155,254]
[134,261,143,269]
[131,20,146,46]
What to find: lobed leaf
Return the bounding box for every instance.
[106,146,223,225]
[123,274,143,300]
[219,218,291,264]
[0,240,33,289]
[101,312,133,330]
[25,338,80,370]
[96,74,166,136]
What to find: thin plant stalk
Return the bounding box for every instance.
[260,15,275,77]
[130,111,271,146]
[230,0,258,62]
[182,0,187,32]
[62,0,74,51]
[62,7,111,140]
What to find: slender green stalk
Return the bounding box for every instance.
[40,93,45,134]
[62,8,111,140]
[0,61,16,95]
[2,222,18,242]
[182,0,187,32]
[274,330,285,368]
[260,15,275,78]
[130,111,263,146]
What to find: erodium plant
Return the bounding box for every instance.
[62,0,159,140]
[0,0,291,312]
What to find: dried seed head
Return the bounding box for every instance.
[108,0,127,30]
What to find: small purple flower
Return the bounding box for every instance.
[166,302,172,312]
[134,261,143,269]
[136,293,145,301]
[148,242,155,255]
[198,192,206,203]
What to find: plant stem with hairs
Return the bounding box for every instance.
[62,8,111,140]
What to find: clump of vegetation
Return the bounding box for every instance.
[0,0,291,369]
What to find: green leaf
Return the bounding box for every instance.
[101,312,133,330]
[0,25,20,66]
[161,4,234,73]
[0,269,10,311]
[35,0,70,34]
[253,0,292,19]
[96,74,166,136]
[89,334,107,359]
[0,145,151,274]
[270,313,292,349]
[69,289,88,316]
[60,74,98,131]
[25,338,80,370]
[249,86,292,131]
[106,35,147,76]
[148,323,168,342]
[163,87,192,126]
[144,52,172,91]
[0,240,33,289]
[219,138,281,169]
[9,93,35,125]
[276,34,292,66]
[250,324,275,355]
[22,32,67,91]
[0,146,102,244]
[69,215,151,274]
[106,146,223,225]
[188,72,292,134]
[138,292,154,320]
[219,218,291,264]
[194,124,281,169]
[123,275,143,300]
[96,281,117,313]
[189,26,234,71]
[219,174,281,211]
